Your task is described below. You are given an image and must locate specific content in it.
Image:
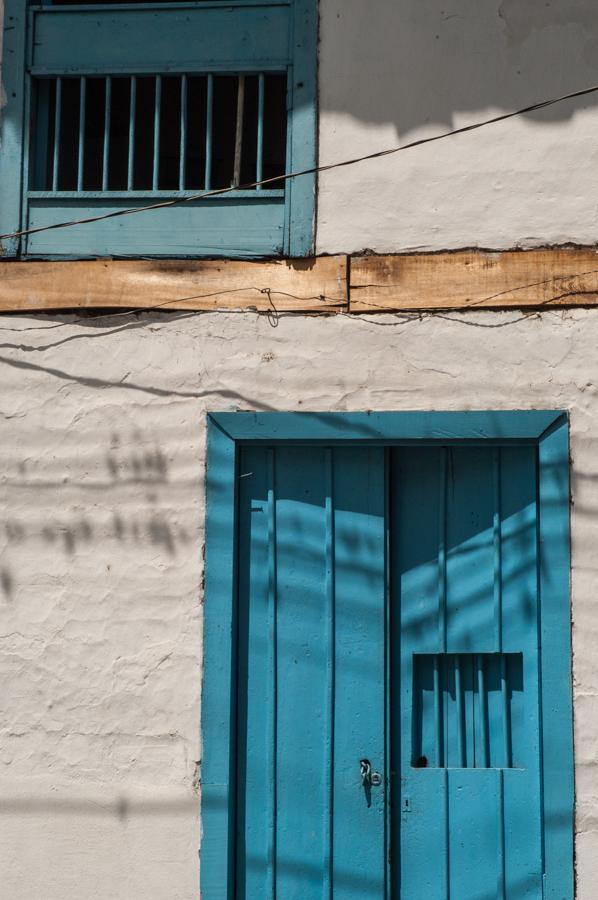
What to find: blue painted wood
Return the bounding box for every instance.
[285,0,317,255]
[179,74,188,191]
[11,0,316,258]
[210,410,565,444]
[392,443,547,899]
[205,73,214,191]
[500,445,543,897]
[24,196,286,257]
[256,73,265,189]
[394,447,450,900]
[203,411,573,900]
[127,76,137,191]
[331,447,386,899]
[234,446,271,898]
[202,417,238,900]
[30,5,291,72]
[538,418,574,900]
[234,445,386,898]
[77,76,86,192]
[52,77,62,192]
[0,0,28,256]
[274,446,329,899]
[102,76,112,192]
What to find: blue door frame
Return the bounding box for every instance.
[202,411,574,899]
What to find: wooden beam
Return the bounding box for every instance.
[0,256,348,313]
[350,249,598,311]
[3,248,598,314]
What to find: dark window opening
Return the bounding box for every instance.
[30,73,288,193]
[412,652,524,770]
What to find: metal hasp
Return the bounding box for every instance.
[360,758,382,788]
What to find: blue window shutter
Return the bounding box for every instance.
[0,1,317,259]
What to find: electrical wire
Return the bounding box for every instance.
[2,81,598,243]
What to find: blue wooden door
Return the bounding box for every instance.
[392,446,543,899]
[236,445,387,899]
[235,443,546,898]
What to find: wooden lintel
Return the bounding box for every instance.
[0,256,348,313]
[3,249,598,314]
[350,249,598,311]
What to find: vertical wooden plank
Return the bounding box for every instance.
[446,448,499,898]
[500,445,544,898]
[286,0,317,255]
[393,448,447,900]
[331,447,386,900]
[501,655,511,768]
[153,74,162,191]
[538,421,574,900]
[127,76,137,191]
[205,74,214,190]
[497,769,506,900]
[77,76,86,192]
[438,448,448,653]
[322,450,334,900]
[446,447,495,653]
[493,448,507,900]
[179,74,188,191]
[256,73,265,189]
[412,655,436,768]
[476,654,490,768]
[201,418,237,900]
[493,448,503,651]
[463,653,475,770]
[455,656,466,768]
[384,447,392,900]
[52,77,62,192]
[32,79,51,192]
[235,446,271,900]
[233,74,246,187]
[266,449,277,899]
[274,447,328,900]
[102,76,112,192]
[447,766,500,897]
[438,457,450,898]
[433,656,443,767]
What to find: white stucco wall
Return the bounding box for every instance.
[0,307,597,898]
[317,0,598,252]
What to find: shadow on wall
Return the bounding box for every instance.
[0,794,198,820]
[3,2,598,138]
[0,430,197,601]
[320,0,598,135]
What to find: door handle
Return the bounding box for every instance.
[360,759,382,787]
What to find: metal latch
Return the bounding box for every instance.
[360,759,382,788]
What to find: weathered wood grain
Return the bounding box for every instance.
[0,256,347,313]
[4,249,598,314]
[350,249,598,311]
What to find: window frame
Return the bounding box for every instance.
[0,0,317,259]
[203,410,574,899]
